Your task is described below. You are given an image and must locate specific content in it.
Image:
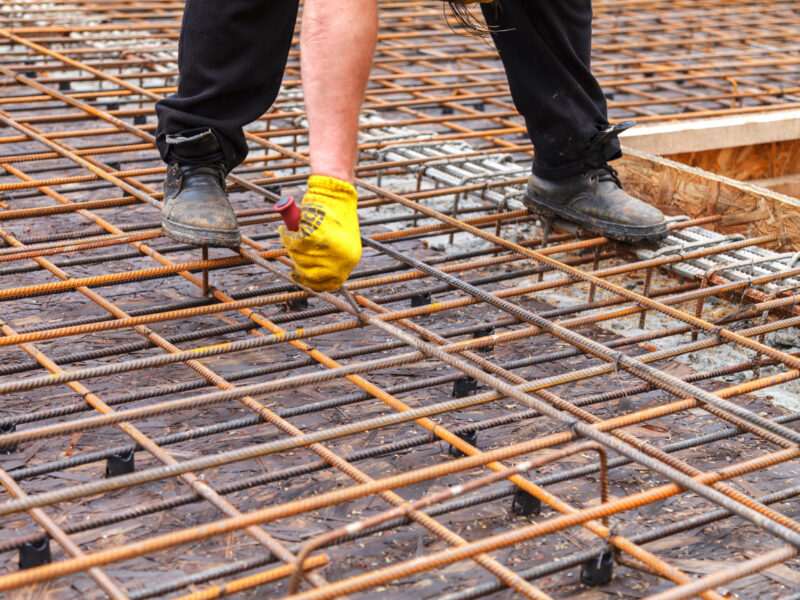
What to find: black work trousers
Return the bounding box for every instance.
[155,0,618,180]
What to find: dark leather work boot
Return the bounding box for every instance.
[161,129,241,248]
[524,122,668,244]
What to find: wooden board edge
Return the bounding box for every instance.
[617,146,800,249]
[619,109,800,155]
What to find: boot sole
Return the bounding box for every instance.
[523,191,668,244]
[162,218,242,249]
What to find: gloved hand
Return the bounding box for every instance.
[279,175,361,291]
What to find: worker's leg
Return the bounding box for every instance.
[279,0,378,291]
[481,0,667,242]
[155,0,299,247]
[301,0,378,182]
[480,0,611,178]
[156,0,298,171]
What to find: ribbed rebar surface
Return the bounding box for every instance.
[3,2,800,600]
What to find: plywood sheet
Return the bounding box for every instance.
[618,147,800,249]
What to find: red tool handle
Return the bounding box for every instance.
[274,195,301,232]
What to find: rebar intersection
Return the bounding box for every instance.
[3,2,800,599]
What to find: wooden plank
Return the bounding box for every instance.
[619,109,800,155]
[617,147,800,249]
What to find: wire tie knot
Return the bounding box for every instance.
[565,417,582,438]
[611,351,624,374]
[603,528,618,551]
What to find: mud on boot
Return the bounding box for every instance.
[524,122,668,244]
[161,129,241,248]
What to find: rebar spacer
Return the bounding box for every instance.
[473,326,495,353]
[510,487,541,516]
[448,430,478,458]
[452,376,478,398]
[0,421,17,454]
[286,297,309,311]
[410,292,432,307]
[19,537,51,570]
[105,449,135,478]
[580,550,614,586]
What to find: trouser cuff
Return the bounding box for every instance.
[156,128,234,173]
[531,137,622,181]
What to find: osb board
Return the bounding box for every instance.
[617,147,800,250]
[667,138,800,181]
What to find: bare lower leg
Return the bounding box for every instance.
[301,0,378,183]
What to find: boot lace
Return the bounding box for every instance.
[176,162,226,185]
[594,164,622,188]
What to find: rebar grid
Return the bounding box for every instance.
[2,2,800,600]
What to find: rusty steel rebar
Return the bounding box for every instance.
[3,2,800,600]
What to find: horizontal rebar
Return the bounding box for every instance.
[3,4,800,598]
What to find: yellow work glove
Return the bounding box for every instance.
[279,175,361,292]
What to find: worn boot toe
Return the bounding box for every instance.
[162,168,241,248]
